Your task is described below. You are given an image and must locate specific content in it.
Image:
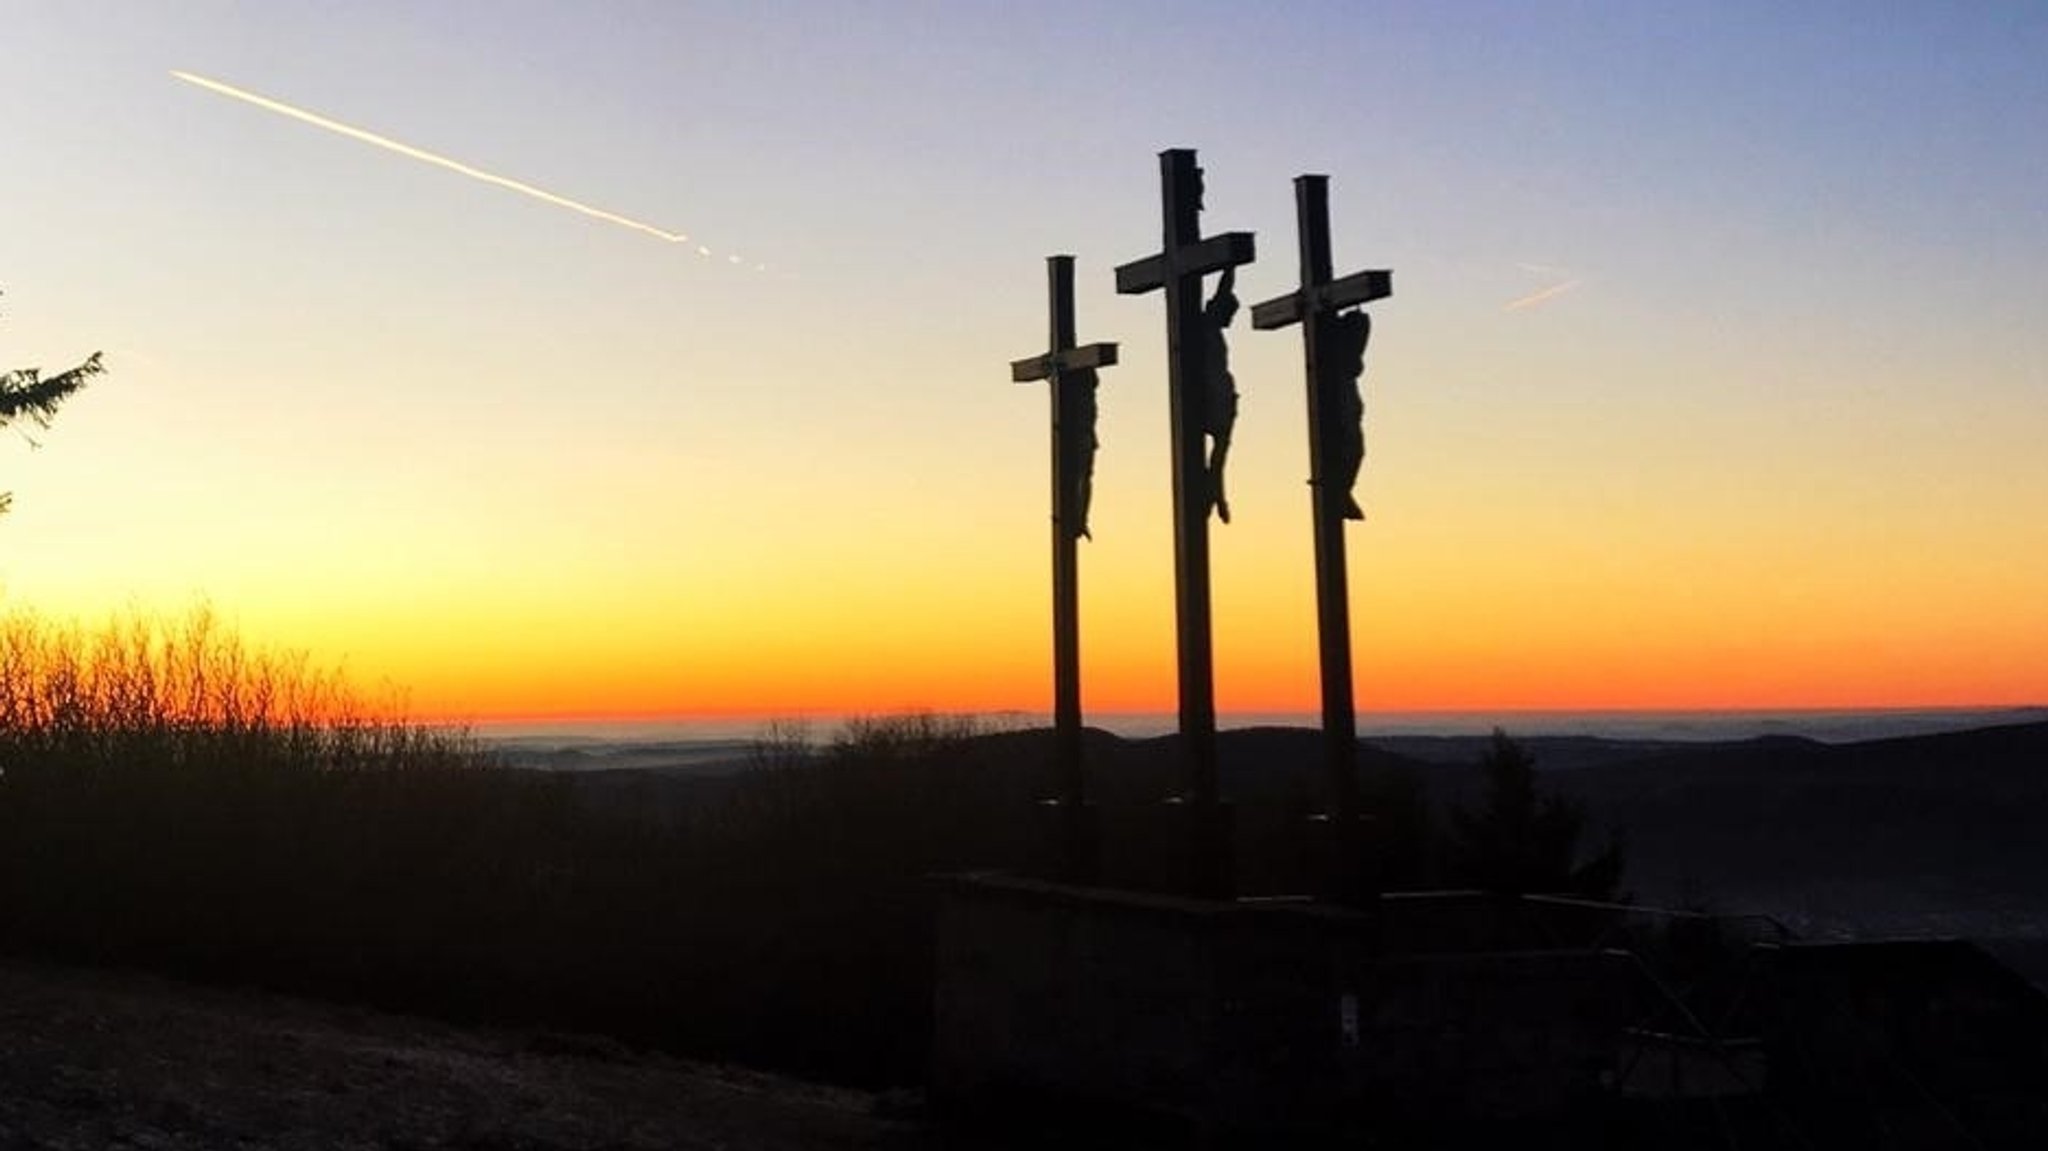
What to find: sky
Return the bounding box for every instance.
[3,1,2044,722]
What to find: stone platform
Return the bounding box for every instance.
[931,874,2048,1146]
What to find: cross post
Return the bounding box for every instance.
[1251,174,1391,904]
[1114,148,1255,899]
[1010,254,1116,884]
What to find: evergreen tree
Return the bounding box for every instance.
[1447,728,1625,898]
[2,291,102,514]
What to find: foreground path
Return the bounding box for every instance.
[0,958,923,1151]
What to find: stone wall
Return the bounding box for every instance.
[932,876,2048,1145]
[1759,939,2048,1146]
[931,874,1640,1136]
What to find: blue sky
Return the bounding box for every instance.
[3,2,2044,716]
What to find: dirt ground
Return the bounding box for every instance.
[0,958,930,1150]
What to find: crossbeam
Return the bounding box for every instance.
[1011,341,1117,382]
[1115,233,1256,295]
[1250,269,1390,330]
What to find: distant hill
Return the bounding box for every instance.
[1536,722,2048,935]
[1052,720,2048,939]
[558,719,2048,942]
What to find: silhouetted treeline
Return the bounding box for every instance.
[0,612,1634,1086]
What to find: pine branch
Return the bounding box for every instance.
[0,352,102,429]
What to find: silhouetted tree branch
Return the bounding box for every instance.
[2,290,103,515]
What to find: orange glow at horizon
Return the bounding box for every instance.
[120,443,2042,727]
[338,576,2046,724]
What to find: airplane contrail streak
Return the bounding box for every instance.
[1504,278,1582,312]
[170,70,708,250]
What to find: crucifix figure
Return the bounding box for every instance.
[1010,254,1116,883]
[1062,367,1100,541]
[1200,267,1242,523]
[1325,308,1370,521]
[1114,149,1255,898]
[1251,174,1390,903]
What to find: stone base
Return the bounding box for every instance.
[931,875,1633,1140]
[1028,799,1101,886]
[1305,812,1378,908]
[1111,799,1235,900]
[931,879,2048,1144]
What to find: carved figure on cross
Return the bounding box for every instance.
[1200,268,1241,523]
[1321,307,1370,520]
[1061,367,1100,539]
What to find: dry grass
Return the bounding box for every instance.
[0,605,483,775]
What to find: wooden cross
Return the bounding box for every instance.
[1010,254,1116,883]
[1114,148,1255,898]
[1251,174,1391,902]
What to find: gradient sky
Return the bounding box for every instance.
[4,1,2044,721]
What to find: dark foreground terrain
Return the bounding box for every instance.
[0,958,920,1151]
[4,716,2043,1145]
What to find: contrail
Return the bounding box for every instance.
[1504,277,1582,312]
[171,70,741,258]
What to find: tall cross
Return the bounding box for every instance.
[1010,254,1116,883]
[1251,174,1391,902]
[1114,148,1254,898]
